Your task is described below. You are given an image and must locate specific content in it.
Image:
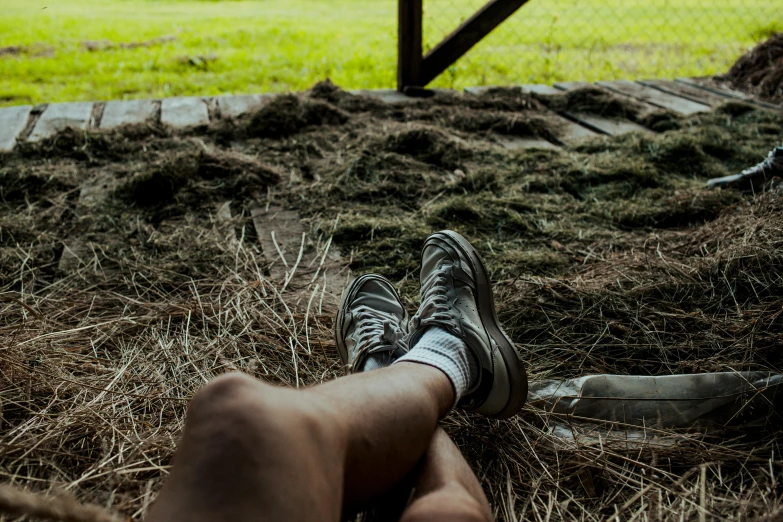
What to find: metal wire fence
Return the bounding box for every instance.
[422,0,781,88]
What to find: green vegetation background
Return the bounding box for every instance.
[0,0,779,107]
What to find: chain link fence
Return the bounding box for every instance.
[422,0,781,88]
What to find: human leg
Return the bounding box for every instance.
[399,428,492,522]
[146,363,454,522]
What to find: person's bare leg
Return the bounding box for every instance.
[146,362,453,522]
[399,428,492,522]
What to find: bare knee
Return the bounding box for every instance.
[401,487,493,522]
[188,372,265,422]
[186,372,342,455]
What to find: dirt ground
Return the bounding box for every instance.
[1,80,783,521]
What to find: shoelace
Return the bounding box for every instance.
[352,305,406,360]
[410,268,458,332]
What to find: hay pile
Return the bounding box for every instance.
[1,82,782,521]
[722,32,783,104]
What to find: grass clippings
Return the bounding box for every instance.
[1,83,782,521]
[722,32,783,104]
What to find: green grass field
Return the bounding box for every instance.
[0,0,779,107]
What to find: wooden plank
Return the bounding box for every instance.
[550,82,650,137]
[251,204,350,302]
[100,99,156,129]
[563,113,649,136]
[419,0,532,87]
[349,89,415,104]
[675,77,780,110]
[216,94,266,119]
[637,79,728,108]
[161,97,210,127]
[28,102,94,142]
[251,205,306,280]
[553,81,592,91]
[214,201,239,250]
[494,136,559,151]
[465,84,561,96]
[522,84,561,95]
[462,85,597,144]
[398,0,423,89]
[0,105,32,152]
[61,172,117,271]
[552,116,598,143]
[596,80,710,115]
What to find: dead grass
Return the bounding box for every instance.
[1,82,782,521]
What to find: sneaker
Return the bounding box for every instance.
[707,146,783,189]
[335,274,409,373]
[407,230,527,419]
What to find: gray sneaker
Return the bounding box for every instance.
[707,146,783,189]
[335,274,409,373]
[407,230,527,419]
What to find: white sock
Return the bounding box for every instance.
[360,353,392,372]
[393,327,477,405]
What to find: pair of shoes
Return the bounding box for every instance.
[707,146,783,189]
[335,230,528,419]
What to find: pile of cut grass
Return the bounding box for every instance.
[1,83,782,521]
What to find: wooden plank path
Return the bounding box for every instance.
[251,204,350,306]
[551,82,650,137]
[675,78,781,111]
[161,97,209,127]
[0,79,778,152]
[100,99,157,129]
[28,102,94,142]
[0,105,32,151]
[596,80,710,115]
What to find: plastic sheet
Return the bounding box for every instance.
[528,372,783,430]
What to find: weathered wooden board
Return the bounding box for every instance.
[100,99,157,129]
[521,84,561,95]
[553,81,592,91]
[554,116,600,143]
[251,204,350,303]
[597,80,710,115]
[214,201,239,250]
[494,136,560,150]
[638,79,729,108]
[675,78,780,110]
[216,94,267,119]
[563,113,649,136]
[61,172,118,271]
[549,82,648,136]
[28,102,94,142]
[160,97,210,127]
[0,105,33,151]
[465,84,561,96]
[348,89,413,104]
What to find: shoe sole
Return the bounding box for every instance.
[436,230,528,419]
[334,273,402,369]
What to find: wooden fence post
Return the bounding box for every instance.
[398,0,423,91]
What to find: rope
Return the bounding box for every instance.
[0,484,122,522]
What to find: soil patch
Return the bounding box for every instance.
[82,35,177,52]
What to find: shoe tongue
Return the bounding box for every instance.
[354,282,401,316]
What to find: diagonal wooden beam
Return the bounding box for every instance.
[418,0,532,87]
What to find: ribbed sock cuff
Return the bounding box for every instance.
[394,327,470,407]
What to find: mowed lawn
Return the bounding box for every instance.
[0,0,779,107]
